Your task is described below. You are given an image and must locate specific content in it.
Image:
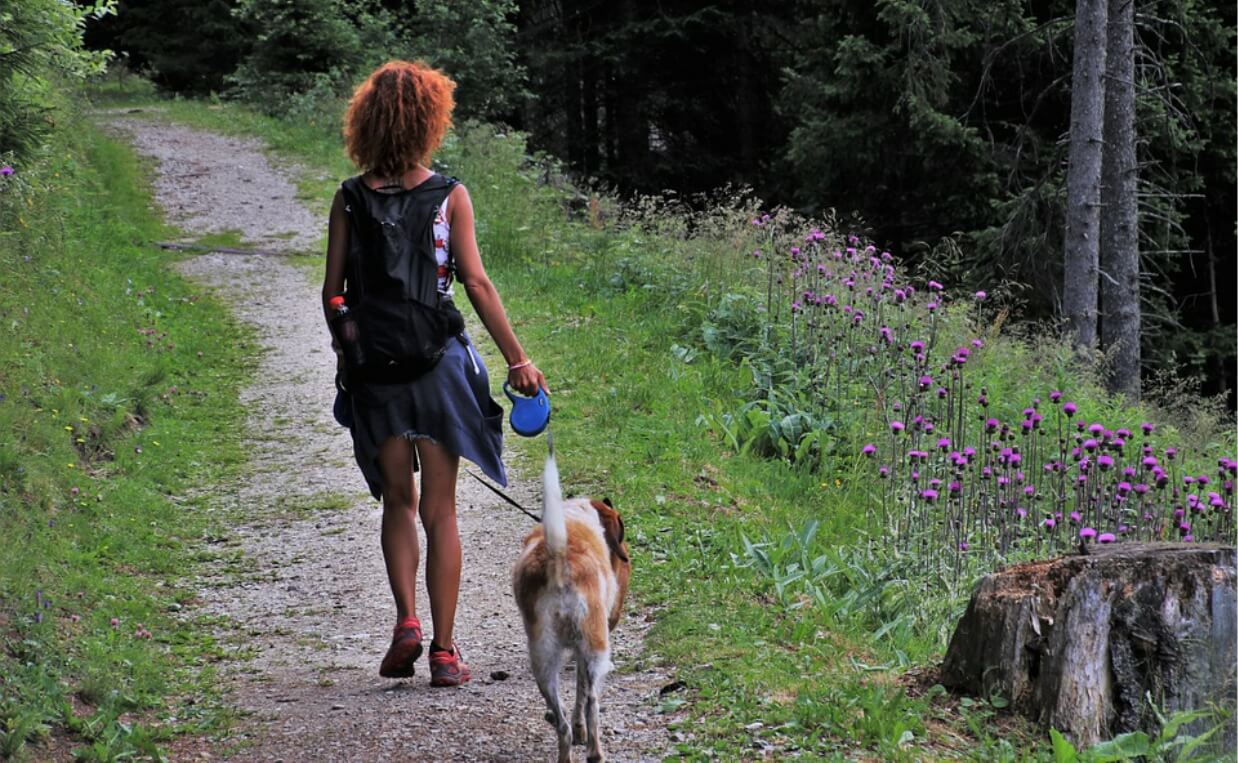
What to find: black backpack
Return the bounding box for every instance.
[338,173,466,383]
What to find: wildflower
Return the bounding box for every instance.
[110,617,119,627]
[985,418,999,432]
[936,387,948,399]
[909,340,925,353]
[752,249,762,258]
[974,291,987,300]
[861,444,877,457]
[1024,485,1035,497]
[1117,482,1132,494]
[977,394,988,407]
[1083,439,1099,452]
[1049,391,1063,402]
[1043,517,1056,529]
[958,541,969,551]
[1079,527,1097,541]
[878,466,890,478]
[1165,448,1177,460]
[1178,522,1191,536]
[937,437,951,450]
[1097,455,1114,470]
[1133,483,1149,495]
[949,481,962,494]
[890,421,905,433]
[1140,422,1154,435]
[1141,456,1158,469]
[918,375,933,390]
[0,166,12,176]
[1088,423,1104,436]
[971,338,983,348]
[1069,511,1082,524]
[1097,532,1116,543]
[927,302,938,312]
[920,489,938,502]
[1063,402,1078,417]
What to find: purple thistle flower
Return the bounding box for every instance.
[1049,390,1063,402]
[1016,507,1027,519]
[909,340,925,353]
[1079,527,1098,541]
[937,386,948,399]
[890,420,905,433]
[1097,455,1114,470]
[937,437,951,450]
[878,466,889,478]
[918,375,933,390]
[1063,402,1078,417]
[1141,456,1158,469]
[1083,439,1099,452]
[1133,483,1149,495]
[1178,522,1191,536]
[928,280,944,291]
[1166,448,1177,460]
[949,481,962,494]
[861,444,877,457]
[985,418,999,432]
[927,302,938,312]
[971,338,983,348]
[1197,474,1211,486]
[1024,485,1035,497]
[974,291,987,300]
[0,166,13,177]
[1098,532,1116,543]
[1088,423,1104,436]
[1043,517,1057,529]
[1140,422,1154,434]
[958,541,969,551]
[920,489,938,502]
[1070,511,1082,524]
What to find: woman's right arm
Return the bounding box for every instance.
[322,190,349,336]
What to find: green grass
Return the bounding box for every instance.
[76,80,1235,761]
[0,102,253,759]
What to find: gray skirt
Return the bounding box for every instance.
[335,333,507,500]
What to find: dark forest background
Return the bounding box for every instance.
[81,0,1236,403]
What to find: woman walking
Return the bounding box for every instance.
[322,60,546,686]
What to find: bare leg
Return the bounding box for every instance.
[415,438,461,647]
[377,436,419,621]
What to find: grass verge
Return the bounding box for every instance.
[0,102,253,760]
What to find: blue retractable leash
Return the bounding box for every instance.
[464,382,553,521]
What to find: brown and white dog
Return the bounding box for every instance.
[512,454,630,763]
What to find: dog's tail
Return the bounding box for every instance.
[542,451,567,586]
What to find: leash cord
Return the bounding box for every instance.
[464,468,541,522]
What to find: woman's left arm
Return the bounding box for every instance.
[449,184,548,395]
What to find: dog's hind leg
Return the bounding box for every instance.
[572,657,588,745]
[579,648,611,763]
[531,634,572,763]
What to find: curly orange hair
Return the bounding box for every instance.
[343,60,456,177]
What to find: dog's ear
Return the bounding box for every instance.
[590,499,628,563]
[602,497,614,509]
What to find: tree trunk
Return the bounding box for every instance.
[941,543,1237,751]
[1100,0,1140,399]
[1062,0,1109,355]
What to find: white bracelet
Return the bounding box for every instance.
[508,360,532,371]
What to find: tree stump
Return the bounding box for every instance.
[941,543,1236,750]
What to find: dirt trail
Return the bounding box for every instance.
[102,112,672,762]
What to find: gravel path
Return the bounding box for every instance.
[102,112,673,762]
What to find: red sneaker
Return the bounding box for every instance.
[428,642,471,687]
[378,616,423,678]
